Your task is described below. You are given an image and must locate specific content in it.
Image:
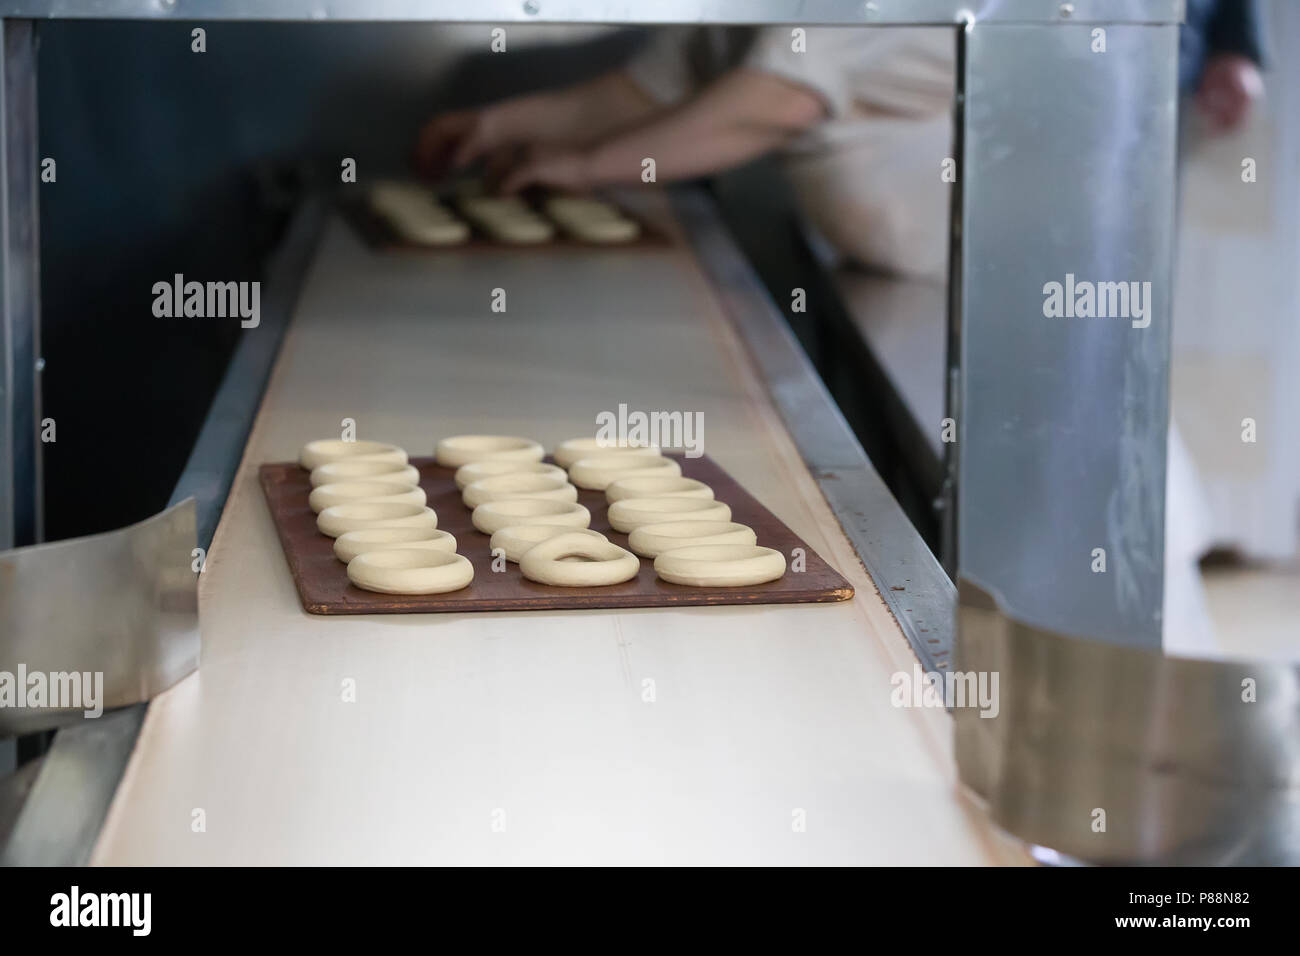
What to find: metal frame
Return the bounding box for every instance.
[0,1,1185,24]
[0,18,39,551]
[4,0,1228,865]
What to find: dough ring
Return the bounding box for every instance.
[316,501,438,538]
[334,527,457,564]
[606,496,732,533]
[299,440,407,471]
[519,532,640,588]
[370,182,469,245]
[627,520,756,559]
[347,549,474,595]
[310,459,420,488]
[568,454,680,490]
[605,476,713,503]
[459,197,555,243]
[654,544,787,588]
[471,499,591,536]
[454,460,565,490]
[490,524,607,563]
[462,473,578,509]
[542,197,640,244]
[308,480,425,514]
[435,434,544,469]
[553,437,659,469]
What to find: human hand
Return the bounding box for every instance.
[414,107,500,180]
[498,144,592,194]
[1197,53,1264,134]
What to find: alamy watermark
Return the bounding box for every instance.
[1042,273,1151,329]
[0,665,103,718]
[152,273,260,328]
[890,663,999,718]
[50,886,150,936]
[595,403,704,458]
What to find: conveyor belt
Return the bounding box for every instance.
[89,193,1024,865]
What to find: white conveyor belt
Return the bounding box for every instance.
[91,200,1025,865]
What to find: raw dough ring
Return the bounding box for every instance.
[519,532,640,588]
[568,454,680,490]
[627,520,757,559]
[310,460,420,488]
[348,549,474,595]
[308,480,426,514]
[334,527,457,564]
[490,524,607,563]
[435,434,544,469]
[605,476,713,503]
[462,473,578,509]
[553,437,659,470]
[454,460,565,490]
[654,544,787,588]
[299,440,407,471]
[606,496,732,533]
[316,502,438,538]
[471,499,591,536]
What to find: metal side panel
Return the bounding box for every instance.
[956,581,1300,865]
[0,704,144,866]
[956,21,1178,649]
[0,19,39,551]
[0,499,199,736]
[168,198,325,549]
[0,200,322,863]
[674,187,955,676]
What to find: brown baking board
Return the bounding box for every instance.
[340,195,670,252]
[260,455,854,615]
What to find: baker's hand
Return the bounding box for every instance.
[498,144,592,194]
[1197,53,1263,134]
[414,108,500,180]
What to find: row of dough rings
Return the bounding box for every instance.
[299,439,407,471]
[435,435,545,469]
[335,527,457,563]
[490,524,607,563]
[553,438,658,470]
[568,454,681,491]
[297,438,474,594]
[605,475,713,502]
[655,545,786,588]
[318,501,438,538]
[627,520,757,559]
[311,459,420,488]
[348,549,475,595]
[462,473,577,509]
[519,531,640,587]
[606,497,731,533]
[454,460,565,489]
[472,499,590,536]
[309,479,426,514]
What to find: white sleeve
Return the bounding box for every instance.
[741,27,853,116]
[623,27,699,106]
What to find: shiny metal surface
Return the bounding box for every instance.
[956,23,1178,648]
[0,19,40,550]
[0,704,144,866]
[956,582,1300,865]
[675,188,955,676]
[1,203,320,863]
[0,499,198,735]
[0,0,1184,24]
